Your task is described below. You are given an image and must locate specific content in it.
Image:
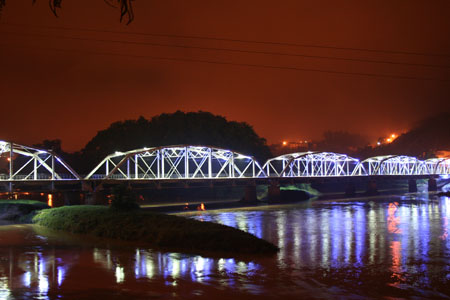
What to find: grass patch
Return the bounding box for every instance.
[0,199,50,222]
[32,206,279,255]
[0,199,48,206]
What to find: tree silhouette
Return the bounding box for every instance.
[78,111,272,173]
[0,0,136,24]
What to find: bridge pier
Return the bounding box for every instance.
[268,181,281,203]
[345,182,356,197]
[365,179,379,196]
[86,189,108,205]
[408,179,417,193]
[428,178,438,192]
[242,185,257,203]
[81,181,94,193]
[62,191,83,206]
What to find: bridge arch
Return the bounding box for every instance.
[424,157,450,175]
[0,140,81,181]
[353,155,426,176]
[85,145,265,180]
[260,151,360,177]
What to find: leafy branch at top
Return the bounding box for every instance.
[0,0,136,24]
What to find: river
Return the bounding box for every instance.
[0,193,450,299]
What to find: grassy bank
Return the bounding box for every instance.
[32,206,279,255]
[0,200,50,222]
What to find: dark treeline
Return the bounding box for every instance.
[314,131,370,155]
[34,111,449,174]
[38,111,272,174]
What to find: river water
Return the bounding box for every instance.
[1,193,450,299]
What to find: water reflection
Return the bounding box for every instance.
[188,195,450,296]
[0,195,449,298]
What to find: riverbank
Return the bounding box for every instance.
[32,205,279,256]
[0,200,50,222]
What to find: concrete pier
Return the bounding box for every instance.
[63,191,83,206]
[268,181,281,203]
[408,179,417,193]
[428,178,437,192]
[366,179,379,196]
[345,182,356,197]
[242,185,257,203]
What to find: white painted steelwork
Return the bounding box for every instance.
[260,151,360,177]
[425,158,450,175]
[0,141,81,181]
[353,155,427,176]
[85,145,265,180]
[2,139,449,183]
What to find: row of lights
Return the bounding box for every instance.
[282,140,309,146]
[377,133,397,146]
[280,133,398,148]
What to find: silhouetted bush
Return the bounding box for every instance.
[110,185,140,211]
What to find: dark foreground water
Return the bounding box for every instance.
[1,194,450,299]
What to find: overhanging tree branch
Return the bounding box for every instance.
[1,0,136,24]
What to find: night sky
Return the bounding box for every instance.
[1,0,449,152]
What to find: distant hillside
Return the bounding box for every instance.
[359,113,450,158]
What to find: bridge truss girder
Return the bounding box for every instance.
[424,158,450,175]
[0,141,81,181]
[86,145,265,180]
[261,151,360,177]
[353,155,428,176]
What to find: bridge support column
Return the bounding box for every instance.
[408,179,417,193]
[268,181,281,203]
[428,178,437,192]
[86,189,108,205]
[345,182,356,197]
[63,191,82,206]
[49,181,55,192]
[242,185,257,203]
[8,182,13,194]
[365,179,379,196]
[81,181,93,193]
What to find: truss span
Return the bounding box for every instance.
[353,155,428,176]
[2,140,449,183]
[86,145,266,180]
[0,141,81,181]
[424,158,450,175]
[260,151,360,177]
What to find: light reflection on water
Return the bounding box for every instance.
[0,195,449,298]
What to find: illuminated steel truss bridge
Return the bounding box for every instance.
[264,152,450,177]
[85,146,265,180]
[0,141,81,182]
[0,142,449,186]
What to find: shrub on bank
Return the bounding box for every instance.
[32,206,279,255]
[0,200,50,222]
